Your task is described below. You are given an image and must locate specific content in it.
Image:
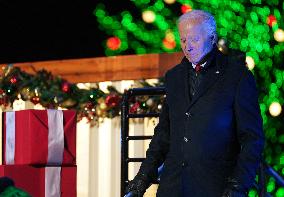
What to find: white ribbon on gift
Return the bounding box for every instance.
[45,167,62,197]
[5,110,64,165]
[47,109,64,165]
[5,112,15,164]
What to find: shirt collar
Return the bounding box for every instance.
[191,61,207,69]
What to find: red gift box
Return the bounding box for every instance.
[0,165,76,197]
[3,109,76,165]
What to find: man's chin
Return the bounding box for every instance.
[186,56,199,64]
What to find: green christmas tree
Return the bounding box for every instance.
[94,0,284,196]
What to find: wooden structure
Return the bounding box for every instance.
[13,52,184,83]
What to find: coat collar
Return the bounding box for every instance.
[180,49,228,111]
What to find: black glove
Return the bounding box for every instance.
[222,189,246,197]
[125,173,150,197]
[222,177,247,197]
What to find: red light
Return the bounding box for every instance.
[181,4,192,14]
[106,37,121,50]
[10,77,17,84]
[267,15,277,27]
[163,39,176,49]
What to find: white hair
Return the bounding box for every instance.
[178,10,218,44]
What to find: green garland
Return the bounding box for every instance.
[0,186,31,197]
[0,64,164,125]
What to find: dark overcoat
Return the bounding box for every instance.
[139,50,265,197]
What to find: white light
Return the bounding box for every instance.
[218,38,226,46]
[164,0,176,4]
[142,10,156,23]
[77,83,91,89]
[245,56,255,70]
[274,29,284,42]
[269,102,282,117]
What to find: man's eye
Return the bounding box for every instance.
[194,38,199,42]
[192,37,200,42]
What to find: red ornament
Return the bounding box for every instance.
[10,76,17,84]
[105,94,121,107]
[181,4,192,14]
[106,37,121,50]
[129,102,140,113]
[0,89,4,95]
[163,38,176,49]
[61,82,70,93]
[267,15,277,27]
[85,101,94,110]
[31,96,40,105]
[0,96,8,106]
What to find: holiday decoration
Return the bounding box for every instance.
[269,102,282,117]
[3,110,76,165]
[274,29,284,42]
[267,15,277,27]
[0,65,164,126]
[142,10,156,23]
[106,36,121,50]
[245,56,255,70]
[181,4,192,14]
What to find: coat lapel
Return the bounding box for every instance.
[180,57,191,108]
[186,50,227,111]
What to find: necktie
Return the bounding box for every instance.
[195,63,202,73]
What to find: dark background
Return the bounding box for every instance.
[0,0,137,63]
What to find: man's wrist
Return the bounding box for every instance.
[222,189,246,197]
[125,173,150,196]
[222,177,248,197]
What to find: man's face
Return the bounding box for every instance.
[178,21,213,64]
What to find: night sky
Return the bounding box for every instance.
[0,0,136,63]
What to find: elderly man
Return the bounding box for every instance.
[126,10,264,197]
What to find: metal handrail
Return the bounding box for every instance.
[121,87,166,197]
[265,163,284,187]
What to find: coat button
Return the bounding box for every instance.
[185,112,192,117]
[183,137,189,142]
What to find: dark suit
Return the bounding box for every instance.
[138,49,265,197]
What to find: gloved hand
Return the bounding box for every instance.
[221,189,246,197]
[222,177,247,197]
[125,173,150,197]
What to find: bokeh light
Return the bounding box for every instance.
[142,10,156,23]
[181,4,192,14]
[246,56,255,70]
[269,102,282,117]
[106,37,121,50]
[267,15,277,27]
[274,29,284,42]
[164,0,176,4]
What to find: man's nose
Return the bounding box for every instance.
[187,48,193,52]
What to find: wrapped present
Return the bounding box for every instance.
[0,165,76,197]
[3,109,76,165]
